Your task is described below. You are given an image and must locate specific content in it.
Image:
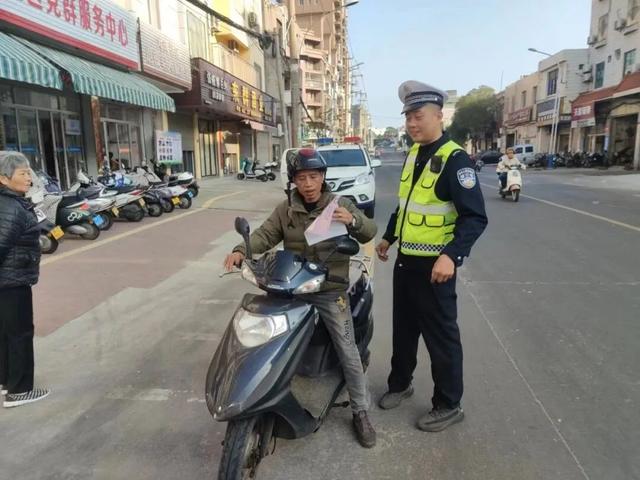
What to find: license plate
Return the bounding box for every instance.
[50,226,64,240]
[172,197,180,205]
[138,198,146,207]
[111,207,120,216]
[187,190,194,198]
[93,215,105,227]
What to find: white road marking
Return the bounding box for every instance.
[480,182,640,233]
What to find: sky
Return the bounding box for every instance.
[348,0,591,129]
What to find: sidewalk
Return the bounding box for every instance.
[525,167,640,192]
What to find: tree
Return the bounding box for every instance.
[448,86,499,152]
[384,127,399,139]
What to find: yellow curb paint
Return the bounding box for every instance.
[41,191,245,267]
[479,182,640,234]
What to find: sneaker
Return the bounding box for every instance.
[416,406,464,432]
[378,385,414,410]
[3,388,50,408]
[352,410,377,448]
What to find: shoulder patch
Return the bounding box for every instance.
[456,167,477,189]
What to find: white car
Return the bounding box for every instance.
[280,144,382,218]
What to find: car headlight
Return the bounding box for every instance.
[241,264,258,286]
[233,309,288,347]
[293,275,325,294]
[355,172,372,185]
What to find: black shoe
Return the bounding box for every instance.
[3,388,50,408]
[416,406,464,432]
[352,410,377,448]
[378,385,414,410]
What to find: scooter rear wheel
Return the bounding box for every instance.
[179,195,192,209]
[267,172,276,181]
[79,223,100,240]
[188,186,199,197]
[161,199,175,213]
[237,173,245,180]
[512,190,520,202]
[127,204,145,222]
[218,416,263,480]
[98,212,113,231]
[40,234,58,254]
[260,175,268,182]
[147,203,163,217]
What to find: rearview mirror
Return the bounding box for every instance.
[371,159,382,168]
[335,237,360,256]
[234,217,252,259]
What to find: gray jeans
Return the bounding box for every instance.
[302,290,370,412]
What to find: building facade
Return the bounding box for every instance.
[571,0,640,168]
[501,73,540,149]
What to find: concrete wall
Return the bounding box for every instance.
[589,0,640,90]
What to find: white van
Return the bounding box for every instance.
[513,144,536,165]
[280,144,381,218]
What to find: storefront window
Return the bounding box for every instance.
[17,109,42,169]
[59,94,80,112]
[0,85,12,104]
[1,106,18,151]
[13,88,58,109]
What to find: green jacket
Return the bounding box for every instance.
[233,190,377,291]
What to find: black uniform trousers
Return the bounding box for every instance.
[388,258,463,409]
[0,286,35,394]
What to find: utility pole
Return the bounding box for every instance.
[274,32,290,150]
[287,0,301,147]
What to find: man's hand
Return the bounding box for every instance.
[431,254,455,283]
[375,239,390,262]
[223,252,245,272]
[332,206,354,225]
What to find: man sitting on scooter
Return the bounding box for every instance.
[223,148,378,448]
[496,147,524,189]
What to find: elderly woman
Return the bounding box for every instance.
[0,151,49,408]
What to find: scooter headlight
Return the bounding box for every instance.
[355,172,372,185]
[241,264,259,287]
[233,309,288,348]
[293,275,325,294]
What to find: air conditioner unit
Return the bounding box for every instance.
[247,11,259,28]
[587,34,598,44]
[582,71,593,82]
[635,63,640,72]
[614,18,628,30]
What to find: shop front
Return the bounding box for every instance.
[0,0,176,184]
[172,58,277,178]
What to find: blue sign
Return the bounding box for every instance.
[317,137,333,146]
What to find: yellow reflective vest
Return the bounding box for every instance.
[394,140,462,257]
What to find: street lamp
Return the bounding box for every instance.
[529,47,561,162]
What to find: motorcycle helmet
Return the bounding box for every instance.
[286,148,327,183]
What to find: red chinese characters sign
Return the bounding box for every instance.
[1,0,139,69]
[571,102,596,128]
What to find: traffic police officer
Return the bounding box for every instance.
[376,81,488,432]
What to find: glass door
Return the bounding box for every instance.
[17,109,43,171]
[51,112,71,188]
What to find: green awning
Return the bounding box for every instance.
[17,37,175,113]
[0,33,62,90]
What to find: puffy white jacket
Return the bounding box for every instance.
[496,155,524,173]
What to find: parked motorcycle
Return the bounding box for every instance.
[125,167,192,211]
[29,171,101,240]
[34,206,64,254]
[149,159,199,198]
[237,158,268,182]
[499,165,524,202]
[206,218,373,479]
[262,160,278,181]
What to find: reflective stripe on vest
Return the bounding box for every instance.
[395,140,463,257]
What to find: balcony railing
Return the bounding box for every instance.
[211,44,259,87]
[304,72,324,90]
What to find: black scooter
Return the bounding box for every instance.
[206,218,374,480]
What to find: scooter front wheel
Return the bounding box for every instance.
[40,234,58,254]
[147,203,163,217]
[179,195,192,209]
[98,212,113,231]
[79,223,100,240]
[259,175,268,182]
[161,199,175,213]
[218,416,264,480]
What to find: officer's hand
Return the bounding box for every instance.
[431,254,455,283]
[375,239,390,262]
[223,252,245,272]
[332,207,354,225]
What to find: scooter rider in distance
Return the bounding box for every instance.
[224,148,379,448]
[496,147,525,191]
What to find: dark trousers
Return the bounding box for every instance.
[0,286,35,394]
[498,172,507,188]
[388,260,463,409]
